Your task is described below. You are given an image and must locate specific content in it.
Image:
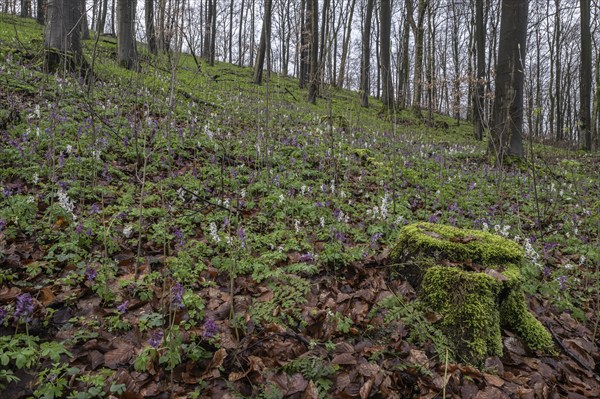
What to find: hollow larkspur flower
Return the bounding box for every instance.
[117,301,129,313]
[202,318,218,338]
[14,293,35,320]
[148,330,163,348]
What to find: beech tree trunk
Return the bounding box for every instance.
[36,0,45,24]
[45,0,83,71]
[360,0,374,108]
[473,0,485,140]
[253,0,272,84]
[579,0,592,150]
[146,0,157,54]
[307,0,318,104]
[489,0,528,160]
[117,0,136,69]
[380,0,393,109]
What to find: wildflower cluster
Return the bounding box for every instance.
[57,187,76,220]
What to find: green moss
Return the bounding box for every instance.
[391,222,523,266]
[499,264,555,353]
[422,266,503,364]
[392,224,554,364]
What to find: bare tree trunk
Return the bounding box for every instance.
[98,0,108,33]
[360,0,374,107]
[45,0,83,71]
[20,0,32,17]
[473,0,485,140]
[117,0,137,69]
[253,0,272,84]
[336,0,356,88]
[299,0,309,87]
[146,0,157,54]
[36,0,45,24]
[307,0,319,104]
[412,0,428,115]
[554,0,562,141]
[380,0,393,109]
[81,0,90,40]
[489,0,528,160]
[579,0,592,150]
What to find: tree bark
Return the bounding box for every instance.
[307,0,319,104]
[473,0,486,140]
[36,0,45,24]
[117,0,137,69]
[360,0,374,107]
[336,0,356,88]
[380,0,393,109]
[579,0,592,150]
[145,0,157,54]
[412,0,428,115]
[489,0,528,160]
[253,0,272,84]
[45,0,83,71]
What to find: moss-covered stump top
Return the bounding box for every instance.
[391,222,523,266]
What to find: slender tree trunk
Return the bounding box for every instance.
[307,0,319,104]
[146,0,157,54]
[336,0,356,88]
[489,0,528,160]
[81,1,90,40]
[117,0,137,69]
[473,0,485,140]
[579,0,592,150]
[360,0,374,107]
[380,0,393,109]
[21,0,32,17]
[253,0,272,84]
[36,0,45,24]
[238,0,245,65]
[412,0,428,115]
[98,0,108,33]
[398,0,411,109]
[554,0,562,141]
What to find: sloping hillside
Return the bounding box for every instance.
[1,14,599,398]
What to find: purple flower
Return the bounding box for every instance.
[148,329,163,348]
[85,267,97,282]
[370,232,383,246]
[14,293,35,320]
[117,301,129,313]
[334,231,346,243]
[202,318,218,339]
[542,266,551,278]
[556,275,567,290]
[172,282,184,308]
[0,219,6,232]
[89,203,101,214]
[173,228,184,247]
[75,222,84,234]
[237,226,246,249]
[0,307,7,324]
[299,252,314,262]
[428,214,439,223]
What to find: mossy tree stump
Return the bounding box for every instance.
[390,222,553,365]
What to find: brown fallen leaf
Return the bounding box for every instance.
[483,373,505,388]
[331,353,357,365]
[104,347,132,369]
[301,380,319,399]
[201,348,227,380]
[39,287,55,306]
[359,378,374,399]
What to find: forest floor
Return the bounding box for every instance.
[1,14,599,399]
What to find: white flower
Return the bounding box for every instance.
[66,144,73,154]
[240,188,246,199]
[301,185,306,196]
[278,194,284,204]
[579,255,586,265]
[32,173,39,185]
[564,263,574,270]
[209,222,220,243]
[123,225,134,238]
[57,188,76,220]
[294,220,300,234]
[319,216,325,228]
[482,222,489,231]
